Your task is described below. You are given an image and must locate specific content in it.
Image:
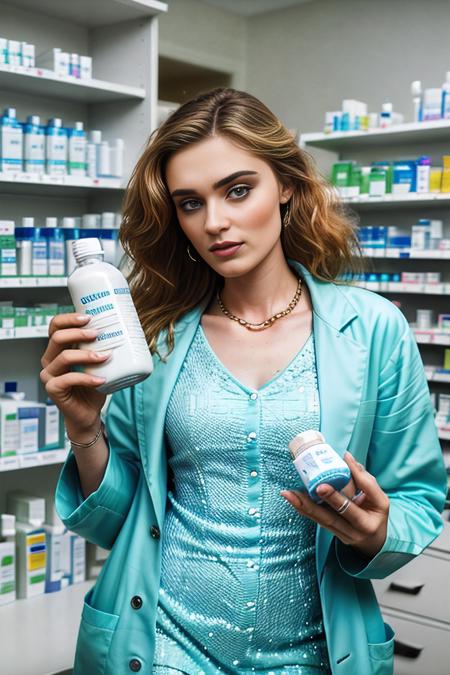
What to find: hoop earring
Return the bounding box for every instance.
[187,245,198,262]
[282,204,291,229]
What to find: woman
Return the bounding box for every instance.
[41,88,447,675]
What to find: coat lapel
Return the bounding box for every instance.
[292,264,369,581]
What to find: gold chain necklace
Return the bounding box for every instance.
[216,277,303,332]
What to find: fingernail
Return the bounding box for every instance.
[84,329,99,337]
[317,485,331,497]
[92,376,106,383]
[96,350,112,359]
[75,315,89,322]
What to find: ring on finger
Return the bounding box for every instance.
[335,497,351,515]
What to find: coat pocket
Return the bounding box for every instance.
[73,588,119,675]
[367,622,395,675]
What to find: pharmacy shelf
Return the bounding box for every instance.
[0,448,68,472]
[300,119,450,151]
[342,193,450,210]
[363,250,450,260]
[356,281,450,295]
[414,330,450,346]
[0,326,50,340]
[10,0,167,26]
[0,173,124,197]
[0,65,145,103]
[426,370,450,384]
[0,277,67,289]
[0,579,94,675]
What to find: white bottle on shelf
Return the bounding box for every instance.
[0,514,16,606]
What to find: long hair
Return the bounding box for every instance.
[120,87,362,355]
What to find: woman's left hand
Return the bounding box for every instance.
[281,451,390,559]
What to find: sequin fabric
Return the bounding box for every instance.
[153,326,331,674]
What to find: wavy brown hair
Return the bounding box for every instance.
[120,87,362,356]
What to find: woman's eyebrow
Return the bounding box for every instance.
[171,170,258,197]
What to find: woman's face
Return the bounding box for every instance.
[165,135,292,277]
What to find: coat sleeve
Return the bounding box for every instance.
[336,316,448,579]
[55,386,141,550]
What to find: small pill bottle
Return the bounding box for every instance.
[288,430,351,502]
[68,237,153,394]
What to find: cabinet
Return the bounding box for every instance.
[373,520,450,675]
[0,1,167,673]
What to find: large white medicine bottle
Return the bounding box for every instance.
[68,237,153,394]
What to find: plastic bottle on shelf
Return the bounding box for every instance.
[97,141,111,177]
[67,237,153,394]
[0,514,16,606]
[379,102,393,128]
[110,138,124,178]
[422,88,442,121]
[416,156,431,193]
[62,228,79,276]
[42,222,65,276]
[69,53,80,78]
[86,130,101,178]
[0,108,23,174]
[45,118,67,176]
[101,212,115,229]
[98,228,118,265]
[0,38,7,66]
[23,115,45,175]
[441,72,450,120]
[411,80,423,122]
[68,122,87,177]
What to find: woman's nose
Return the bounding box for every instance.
[204,205,230,234]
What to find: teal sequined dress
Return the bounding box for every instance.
[153,326,331,674]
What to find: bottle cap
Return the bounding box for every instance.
[411,80,422,95]
[27,114,40,126]
[75,121,84,131]
[82,213,100,228]
[48,117,62,127]
[62,217,76,228]
[72,237,104,262]
[22,217,34,227]
[288,429,325,460]
[45,217,58,228]
[101,212,115,228]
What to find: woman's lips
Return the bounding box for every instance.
[210,243,242,258]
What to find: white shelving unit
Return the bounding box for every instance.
[302,118,450,674]
[0,580,94,675]
[0,1,167,673]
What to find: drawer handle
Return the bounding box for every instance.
[388,581,424,595]
[394,640,423,659]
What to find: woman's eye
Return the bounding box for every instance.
[228,185,251,199]
[180,199,201,212]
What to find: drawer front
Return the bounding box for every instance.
[373,553,450,623]
[382,611,450,675]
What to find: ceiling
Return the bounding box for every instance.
[202,0,313,16]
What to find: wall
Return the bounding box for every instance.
[246,0,450,136]
[159,0,247,90]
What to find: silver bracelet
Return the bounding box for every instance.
[67,422,104,449]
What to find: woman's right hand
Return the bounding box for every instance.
[40,312,111,436]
